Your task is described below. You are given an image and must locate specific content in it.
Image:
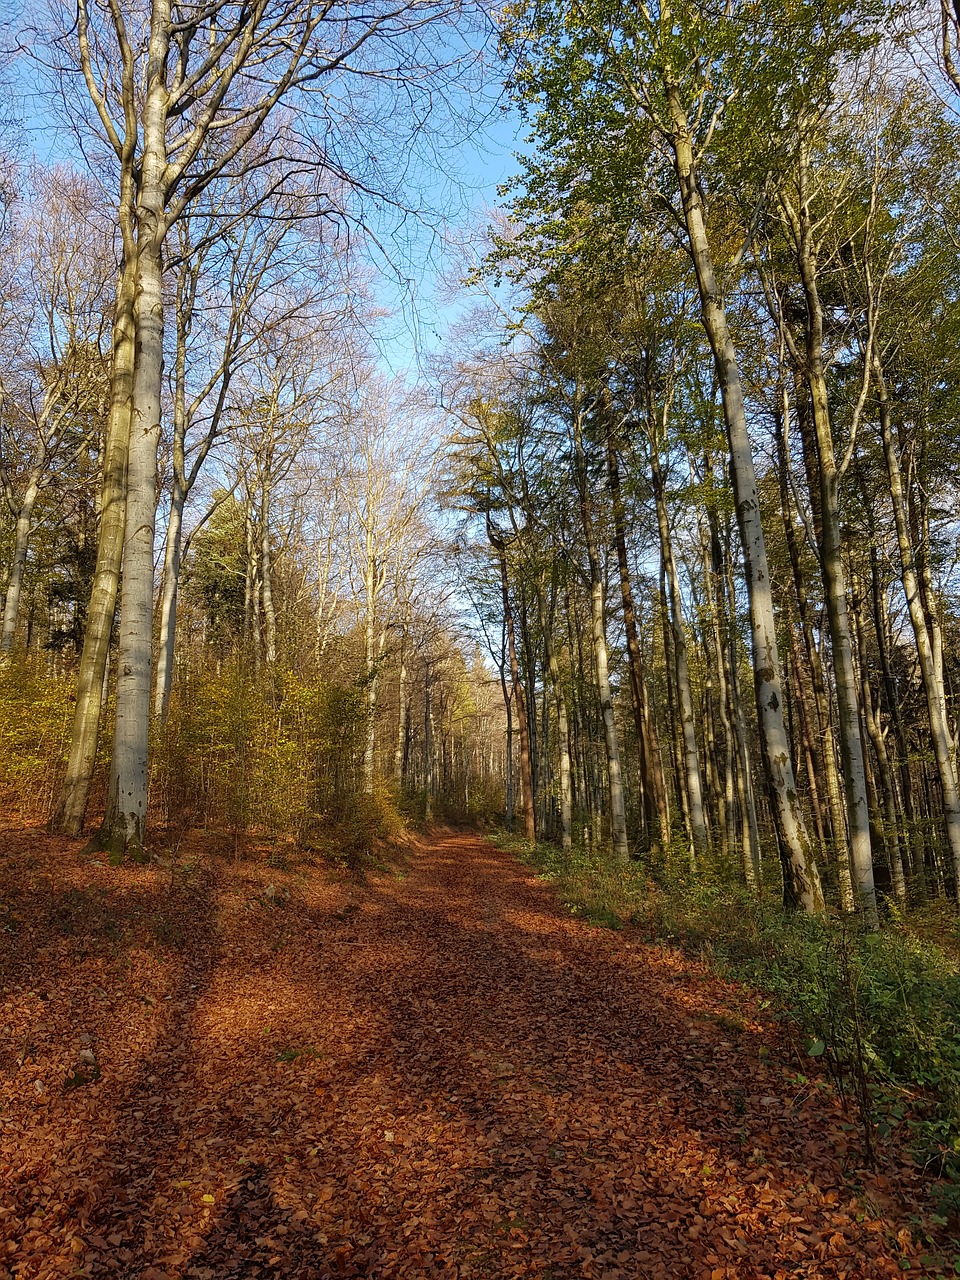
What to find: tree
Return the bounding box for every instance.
[0,167,111,657]
[41,0,480,856]
[492,0,891,908]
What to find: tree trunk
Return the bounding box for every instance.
[665,81,823,911]
[572,404,629,863]
[606,423,670,851]
[773,396,853,905]
[95,32,175,858]
[874,354,960,897]
[98,236,165,860]
[395,634,408,786]
[424,660,434,822]
[154,476,185,723]
[490,523,535,841]
[792,154,877,926]
[651,447,708,865]
[852,574,907,902]
[544,577,573,853]
[261,474,277,667]
[0,474,41,655]
[49,257,136,836]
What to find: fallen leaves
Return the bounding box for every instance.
[0,825,952,1277]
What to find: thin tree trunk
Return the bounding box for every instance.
[852,574,907,903]
[724,552,762,888]
[395,634,408,785]
[261,474,277,667]
[791,154,877,925]
[424,659,434,822]
[154,477,185,723]
[544,576,573,853]
[572,403,628,863]
[666,82,824,911]
[490,522,535,841]
[650,444,708,864]
[0,475,41,655]
[606,423,670,851]
[774,395,854,908]
[702,494,736,862]
[874,354,960,896]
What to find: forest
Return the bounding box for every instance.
[2,0,960,1276]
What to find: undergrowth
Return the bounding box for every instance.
[496,830,960,1207]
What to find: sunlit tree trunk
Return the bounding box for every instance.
[571,401,628,863]
[852,573,907,902]
[0,475,41,655]
[786,149,877,925]
[606,422,670,852]
[543,577,572,853]
[489,522,535,841]
[394,633,408,785]
[650,445,707,866]
[49,255,136,836]
[773,393,854,907]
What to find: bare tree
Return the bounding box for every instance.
[37,0,480,855]
[0,167,112,657]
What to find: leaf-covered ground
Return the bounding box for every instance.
[0,825,953,1278]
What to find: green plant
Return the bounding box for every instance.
[0,657,75,822]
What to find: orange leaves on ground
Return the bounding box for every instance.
[0,824,950,1277]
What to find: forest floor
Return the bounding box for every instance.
[0,823,955,1279]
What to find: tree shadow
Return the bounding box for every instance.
[0,827,941,1279]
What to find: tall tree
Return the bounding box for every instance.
[43,0,478,856]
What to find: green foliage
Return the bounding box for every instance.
[306,788,407,871]
[154,660,365,841]
[182,495,248,649]
[0,657,74,821]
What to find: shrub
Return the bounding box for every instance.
[153,661,365,841]
[0,657,75,822]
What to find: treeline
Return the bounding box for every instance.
[443,1,960,921]
[0,0,503,848]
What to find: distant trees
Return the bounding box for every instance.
[436,0,960,914]
[0,168,111,659]
[5,0,960,923]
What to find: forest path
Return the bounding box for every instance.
[0,826,939,1278]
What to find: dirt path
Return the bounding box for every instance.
[0,828,945,1278]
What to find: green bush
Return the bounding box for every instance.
[0,657,74,821]
[154,661,365,841]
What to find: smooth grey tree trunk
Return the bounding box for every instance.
[154,477,185,723]
[787,157,877,926]
[0,476,41,655]
[651,449,708,865]
[260,475,277,667]
[543,584,573,853]
[572,404,629,863]
[394,635,408,785]
[606,423,670,852]
[98,43,170,860]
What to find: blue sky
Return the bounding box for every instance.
[8,22,525,382]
